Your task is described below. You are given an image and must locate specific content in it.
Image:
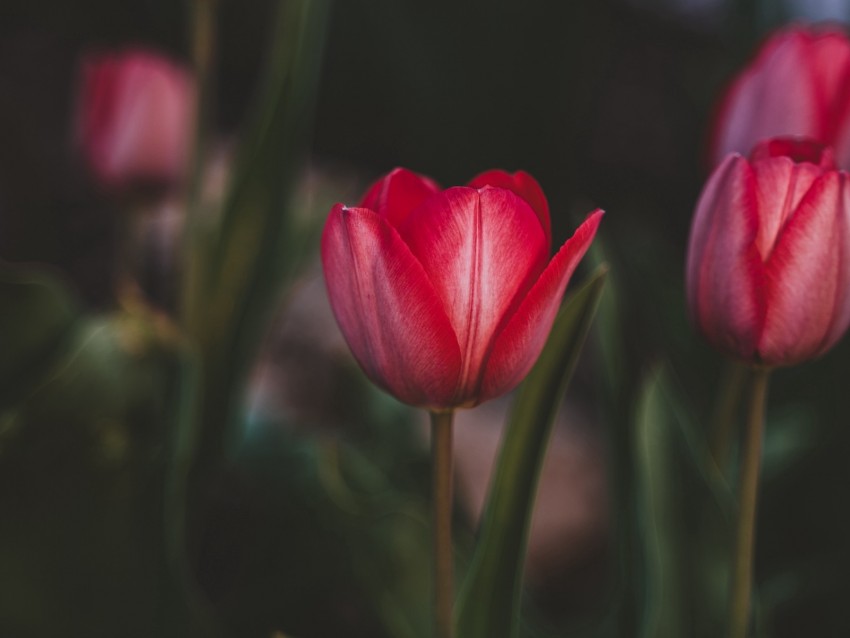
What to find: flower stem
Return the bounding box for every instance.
[180,0,217,334]
[431,410,455,638]
[729,367,770,638]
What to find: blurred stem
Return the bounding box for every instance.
[187,0,216,212]
[729,367,769,638]
[431,410,454,638]
[709,361,748,473]
[112,203,139,298]
[181,0,330,484]
[180,0,218,330]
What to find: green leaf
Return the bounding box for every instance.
[204,421,433,638]
[455,267,608,638]
[634,365,735,638]
[182,0,332,472]
[0,263,79,410]
[0,304,215,637]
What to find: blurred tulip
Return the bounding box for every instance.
[76,49,195,190]
[710,25,850,168]
[687,138,850,366]
[321,168,602,410]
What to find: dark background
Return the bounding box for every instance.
[2,0,850,636]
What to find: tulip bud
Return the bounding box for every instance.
[76,49,195,191]
[321,168,602,410]
[687,138,850,366]
[710,25,850,168]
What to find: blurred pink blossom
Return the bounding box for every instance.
[76,49,195,191]
[710,25,850,168]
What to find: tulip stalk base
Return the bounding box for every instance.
[431,410,454,638]
[729,368,770,638]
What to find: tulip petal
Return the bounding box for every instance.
[712,30,820,163]
[399,187,549,402]
[750,154,824,259]
[806,31,850,135]
[467,170,551,244]
[79,51,193,186]
[817,31,850,167]
[359,167,441,229]
[686,155,764,359]
[321,204,461,408]
[479,210,603,403]
[760,172,850,363]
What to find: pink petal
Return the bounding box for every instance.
[479,210,603,404]
[712,30,821,164]
[759,172,850,364]
[321,204,462,408]
[359,167,441,229]
[818,174,850,354]
[398,187,549,403]
[830,110,850,169]
[686,155,764,359]
[78,50,193,186]
[467,169,551,244]
[805,30,850,137]
[749,137,834,168]
[816,31,850,167]
[750,153,825,258]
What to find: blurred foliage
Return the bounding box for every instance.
[182,0,330,486]
[0,264,210,637]
[457,268,607,638]
[635,366,735,638]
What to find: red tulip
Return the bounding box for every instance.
[710,25,850,168]
[322,168,602,409]
[687,138,850,366]
[76,49,195,190]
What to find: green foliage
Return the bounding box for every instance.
[634,366,735,638]
[183,0,332,472]
[209,420,435,638]
[0,265,210,637]
[456,267,608,638]
[0,264,80,410]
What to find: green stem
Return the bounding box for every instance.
[729,367,770,638]
[187,0,216,214]
[431,410,455,638]
[180,0,217,332]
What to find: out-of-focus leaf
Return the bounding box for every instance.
[585,239,643,638]
[182,0,332,474]
[0,303,216,637]
[0,263,79,409]
[635,365,735,638]
[455,267,607,638]
[636,366,685,638]
[760,405,815,482]
[199,421,433,638]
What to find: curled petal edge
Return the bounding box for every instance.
[479,209,603,403]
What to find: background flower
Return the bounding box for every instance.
[76,49,195,190]
[687,138,850,365]
[710,25,850,168]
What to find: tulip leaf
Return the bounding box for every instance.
[182,0,331,472]
[217,421,434,638]
[0,301,217,637]
[0,263,80,411]
[634,365,735,638]
[455,266,608,638]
